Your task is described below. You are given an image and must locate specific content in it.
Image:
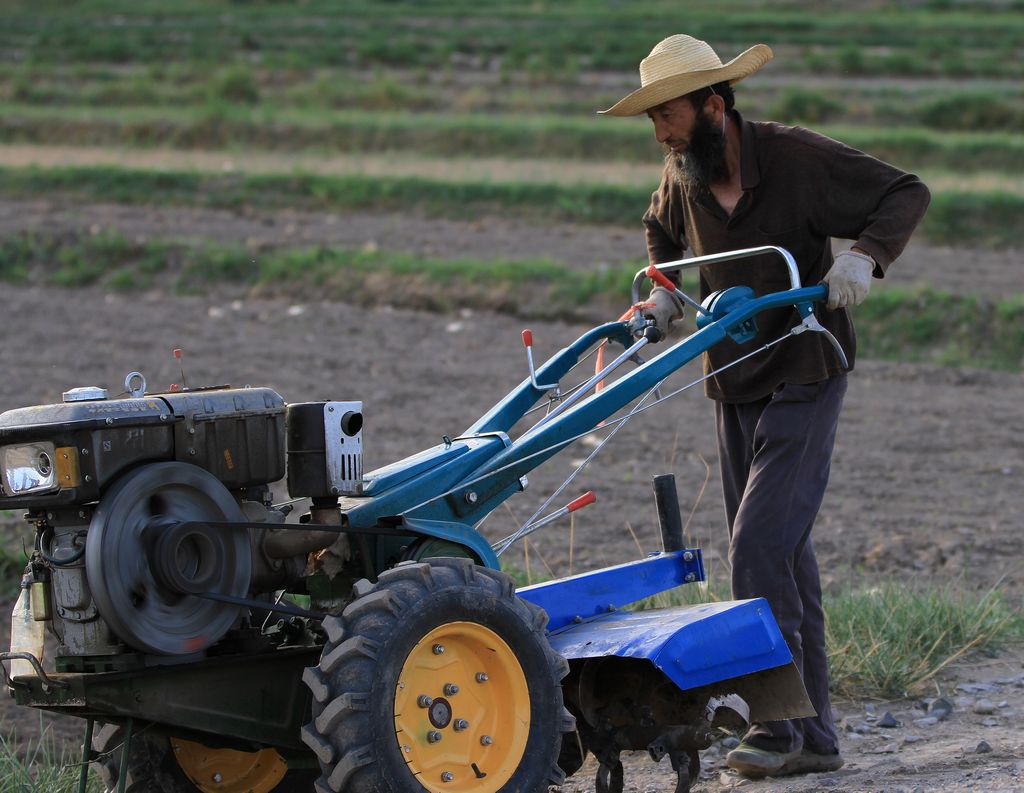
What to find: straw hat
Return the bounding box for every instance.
[600,35,773,117]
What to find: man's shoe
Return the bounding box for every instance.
[726,743,844,779]
[779,747,844,775]
[725,743,801,778]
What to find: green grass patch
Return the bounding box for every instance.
[3,230,1021,372]
[3,1,1024,78]
[921,191,1024,249]
[1,163,1019,250]
[0,727,101,793]
[857,288,1024,371]
[825,582,1021,698]
[2,103,1023,173]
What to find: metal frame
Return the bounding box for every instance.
[334,251,825,553]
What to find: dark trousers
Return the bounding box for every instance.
[715,375,846,755]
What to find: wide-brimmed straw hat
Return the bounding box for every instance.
[600,35,773,117]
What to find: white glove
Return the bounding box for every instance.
[642,286,685,337]
[822,250,874,310]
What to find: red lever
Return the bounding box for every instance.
[567,491,596,512]
[173,348,184,360]
[522,329,533,348]
[646,264,677,292]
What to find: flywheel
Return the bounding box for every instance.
[85,462,252,655]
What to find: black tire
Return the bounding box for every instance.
[301,558,573,793]
[91,724,317,793]
[556,708,590,779]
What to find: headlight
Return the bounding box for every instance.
[1,442,58,496]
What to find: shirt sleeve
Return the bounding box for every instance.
[818,139,931,275]
[643,173,686,288]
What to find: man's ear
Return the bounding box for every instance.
[705,93,726,120]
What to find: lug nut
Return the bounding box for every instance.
[432,644,445,655]
[475,672,489,683]
[480,735,493,746]
[427,730,443,743]
[417,695,433,708]
[441,771,454,782]
[453,719,469,732]
[443,683,459,696]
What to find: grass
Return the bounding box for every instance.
[0,164,1021,250]
[3,231,1021,372]
[857,288,1024,371]
[825,582,1021,699]
[1,102,1023,173]
[3,1,1024,77]
[0,725,101,793]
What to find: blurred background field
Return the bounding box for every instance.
[0,0,1021,369]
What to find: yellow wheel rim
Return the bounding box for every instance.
[170,737,288,793]
[394,621,531,792]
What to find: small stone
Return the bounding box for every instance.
[954,696,974,709]
[998,701,1009,708]
[973,698,997,715]
[981,718,998,727]
[867,742,899,754]
[912,716,939,727]
[722,736,741,749]
[854,721,875,734]
[929,697,954,721]
[902,734,922,745]
[877,711,900,728]
[957,682,996,694]
[975,740,992,754]
[864,703,877,714]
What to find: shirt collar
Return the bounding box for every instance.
[735,110,760,191]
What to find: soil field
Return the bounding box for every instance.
[0,200,1021,791]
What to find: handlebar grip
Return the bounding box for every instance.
[645,265,678,292]
[567,491,596,512]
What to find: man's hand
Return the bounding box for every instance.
[642,286,685,337]
[821,250,875,310]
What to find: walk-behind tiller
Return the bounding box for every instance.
[2,246,846,793]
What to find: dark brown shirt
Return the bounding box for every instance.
[644,112,930,402]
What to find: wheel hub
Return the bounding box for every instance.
[394,621,531,792]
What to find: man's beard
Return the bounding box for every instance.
[666,110,728,192]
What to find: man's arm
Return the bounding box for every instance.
[819,142,931,276]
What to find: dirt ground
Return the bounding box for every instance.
[0,198,1021,790]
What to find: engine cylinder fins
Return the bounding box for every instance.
[84,462,252,655]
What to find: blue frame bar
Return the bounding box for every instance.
[517,549,705,631]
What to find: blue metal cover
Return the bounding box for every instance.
[544,599,791,691]
[544,598,790,692]
[515,550,792,690]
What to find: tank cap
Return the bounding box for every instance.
[63,386,108,402]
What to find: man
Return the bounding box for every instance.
[601,35,930,778]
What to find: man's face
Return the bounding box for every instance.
[647,96,701,154]
[648,95,728,189]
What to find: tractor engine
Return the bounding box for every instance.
[0,381,362,665]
